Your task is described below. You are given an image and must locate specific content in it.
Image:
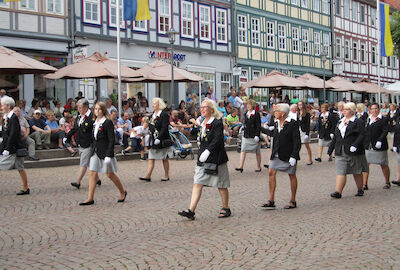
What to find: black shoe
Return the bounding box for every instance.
[391,180,400,186]
[261,200,276,208]
[140,157,147,161]
[235,168,243,173]
[330,191,342,199]
[263,164,269,168]
[315,158,322,162]
[79,200,94,206]
[28,155,40,161]
[16,189,30,195]
[71,182,80,189]
[117,191,127,203]
[121,150,126,156]
[255,169,262,172]
[178,209,195,220]
[161,178,170,181]
[355,189,364,197]
[328,157,333,162]
[363,185,369,190]
[139,177,151,182]
[97,180,101,186]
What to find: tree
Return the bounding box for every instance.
[391,12,400,58]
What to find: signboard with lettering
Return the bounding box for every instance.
[148,50,186,62]
[72,47,88,63]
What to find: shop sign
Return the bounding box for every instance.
[72,47,88,63]
[148,50,186,62]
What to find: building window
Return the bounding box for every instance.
[371,8,376,26]
[292,27,300,53]
[388,56,391,68]
[0,1,10,7]
[221,73,231,97]
[292,0,299,5]
[19,0,38,11]
[266,21,275,49]
[158,0,170,34]
[240,69,248,84]
[372,46,376,64]
[302,29,309,54]
[83,0,101,24]
[302,0,308,8]
[353,42,358,61]
[133,20,148,32]
[199,5,211,42]
[360,5,365,23]
[216,8,228,44]
[109,0,124,28]
[336,0,341,15]
[46,0,63,14]
[238,15,247,44]
[313,0,320,12]
[352,1,358,22]
[251,18,260,46]
[344,40,350,60]
[323,33,330,56]
[181,1,193,39]
[360,43,366,62]
[344,0,349,18]
[314,32,321,56]
[336,38,342,58]
[322,0,329,14]
[278,24,286,51]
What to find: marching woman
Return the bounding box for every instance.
[139,98,172,182]
[261,103,301,209]
[391,113,400,187]
[235,99,262,173]
[388,104,398,135]
[328,102,367,199]
[297,101,313,165]
[363,103,390,190]
[178,100,230,220]
[79,102,127,206]
[0,96,30,195]
[315,103,338,162]
[356,103,368,124]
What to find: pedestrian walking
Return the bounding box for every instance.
[315,103,338,162]
[391,113,400,187]
[139,98,172,182]
[79,102,127,206]
[297,101,313,165]
[0,96,30,195]
[235,99,262,173]
[328,102,367,199]
[178,99,230,220]
[261,103,301,209]
[356,103,368,124]
[363,103,391,190]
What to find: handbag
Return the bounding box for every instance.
[16,148,28,157]
[161,139,173,148]
[204,162,218,175]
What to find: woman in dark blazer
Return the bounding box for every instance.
[328,102,368,199]
[315,103,338,162]
[179,100,230,220]
[363,103,390,190]
[79,102,126,206]
[0,96,30,195]
[139,98,172,182]
[356,103,368,124]
[391,114,400,187]
[297,101,313,165]
[388,104,398,133]
[261,103,301,209]
[235,99,261,173]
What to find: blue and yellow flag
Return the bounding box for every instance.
[379,2,394,57]
[0,0,23,2]
[124,0,151,21]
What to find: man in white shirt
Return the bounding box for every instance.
[106,98,117,115]
[0,89,9,103]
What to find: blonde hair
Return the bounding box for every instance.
[141,116,150,124]
[202,99,221,119]
[343,102,356,113]
[247,99,256,109]
[356,103,366,112]
[152,98,167,110]
[45,110,54,118]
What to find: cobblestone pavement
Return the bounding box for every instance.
[1,143,400,270]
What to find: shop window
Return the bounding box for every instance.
[108,0,125,28]
[158,0,171,34]
[181,1,193,39]
[278,24,286,51]
[314,32,321,56]
[292,27,300,53]
[83,0,101,25]
[238,15,247,44]
[251,18,260,46]
[46,0,63,15]
[221,73,231,98]
[19,0,38,11]
[216,8,227,44]
[267,21,275,49]
[186,72,215,100]
[199,5,211,42]
[133,20,148,32]
[302,29,309,54]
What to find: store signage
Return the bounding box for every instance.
[72,46,88,63]
[148,50,186,62]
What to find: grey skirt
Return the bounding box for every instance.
[241,137,261,154]
[365,149,388,165]
[335,153,368,175]
[89,154,118,173]
[194,163,230,188]
[269,157,297,175]
[397,153,400,165]
[318,138,331,147]
[148,147,173,160]
[79,146,93,167]
[300,130,310,144]
[0,154,24,171]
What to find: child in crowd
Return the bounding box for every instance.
[64,114,77,147]
[121,117,150,161]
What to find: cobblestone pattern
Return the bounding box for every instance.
[0,143,400,269]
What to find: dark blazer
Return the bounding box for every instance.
[356,112,368,124]
[393,116,400,149]
[66,111,94,148]
[388,110,399,132]
[298,112,311,135]
[197,118,229,166]
[0,113,23,154]
[149,110,170,149]
[92,119,115,159]
[318,112,339,140]
[328,117,365,156]
[364,116,389,151]
[243,111,261,138]
[268,118,301,162]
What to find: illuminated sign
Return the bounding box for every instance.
[148,50,186,62]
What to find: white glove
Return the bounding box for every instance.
[350,146,357,153]
[2,150,10,156]
[199,149,210,163]
[62,138,67,144]
[393,147,398,153]
[289,157,297,167]
[268,126,275,131]
[330,134,334,139]
[254,136,259,142]
[154,139,160,145]
[130,132,135,138]
[104,157,111,165]
[304,135,309,140]
[375,141,382,149]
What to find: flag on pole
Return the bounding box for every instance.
[379,2,394,57]
[123,0,151,21]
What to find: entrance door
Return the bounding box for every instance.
[79,78,96,105]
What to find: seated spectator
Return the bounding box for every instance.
[122,100,134,117]
[170,110,193,137]
[63,114,76,147]
[45,111,76,155]
[27,99,41,119]
[217,101,227,117]
[70,100,78,117]
[205,92,211,100]
[75,91,84,101]
[225,102,233,115]
[122,117,150,160]
[53,100,64,119]
[13,107,39,161]
[29,110,51,150]
[226,108,242,136]
[59,110,71,129]
[106,98,117,115]
[110,108,119,144]
[222,117,232,144]
[64,98,73,110]
[117,112,132,148]
[16,100,28,119]
[177,100,186,112]
[41,101,51,114]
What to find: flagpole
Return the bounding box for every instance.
[116,0,122,117]
[377,0,381,105]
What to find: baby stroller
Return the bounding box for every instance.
[169,127,195,160]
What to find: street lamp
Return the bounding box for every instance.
[321,50,328,103]
[168,27,178,109]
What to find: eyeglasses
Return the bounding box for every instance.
[200,106,209,109]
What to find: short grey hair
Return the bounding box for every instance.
[77,98,89,107]
[1,96,15,108]
[152,97,167,110]
[276,103,290,115]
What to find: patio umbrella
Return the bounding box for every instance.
[44,52,142,79]
[385,81,400,94]
[0,45,57,74]
[123,60,204,83]
[355,78,389,94]
[242,70,307,89]
[296,73,335,89]
[327,76,363,92]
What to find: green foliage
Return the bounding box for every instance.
[391,12,400,58]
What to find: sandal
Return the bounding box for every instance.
[178,209,195,220]
[218,208,231,218]
[261,200,275,208]
[391,180,400,186]
[383,183,391,189]
[284,201,297,209]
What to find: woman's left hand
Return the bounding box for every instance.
[199,149,210,162]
